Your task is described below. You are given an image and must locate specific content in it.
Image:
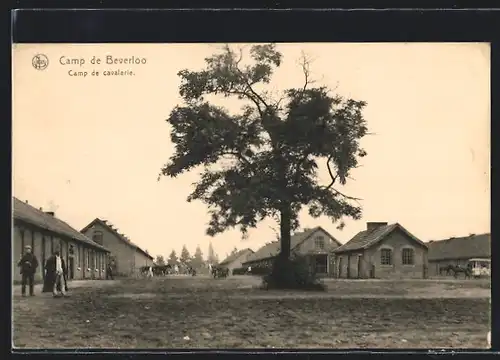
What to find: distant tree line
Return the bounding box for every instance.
[154,242,220,274]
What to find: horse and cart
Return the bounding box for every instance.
[439,258,490,279]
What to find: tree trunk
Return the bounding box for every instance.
[279,204,292,261]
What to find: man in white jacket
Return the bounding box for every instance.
[43,249,67,297]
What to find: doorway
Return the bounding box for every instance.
[357,255,362,278]
[314,255,328,274]
[338,257,343,278]
[41,237,46,280]
[69,257,75,280]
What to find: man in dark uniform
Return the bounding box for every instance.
[43,249,68,297]
[106,260,114,280]
[17,245,39,297]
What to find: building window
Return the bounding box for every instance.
[315,256,328,273]
[92,231,103,245]
[380,248,392,265]
[315,236,325,250]
[402,248,414,265]
[86,250,90,269]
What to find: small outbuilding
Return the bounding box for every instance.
[333,222,428,279]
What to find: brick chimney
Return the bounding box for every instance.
[45,211,55,217]
[367,222,388,232]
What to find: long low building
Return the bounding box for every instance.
[219,248,254,275]
[81,218,153,277]
[427,233,491,276]
[13,197,110,282]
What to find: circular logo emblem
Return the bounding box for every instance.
[32,54,49,70]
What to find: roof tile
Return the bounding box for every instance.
[13,197,109,252]
[219,248,254,266]
[428,233,490,261]
[334,223,426,253]
[243,227,339,263]
[81,218,153,259]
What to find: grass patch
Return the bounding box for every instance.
[13,277,490,349]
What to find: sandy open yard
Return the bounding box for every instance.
[12,276,490,349]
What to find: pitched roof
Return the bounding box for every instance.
[13,197,109,252]
[334,223,426,253]
[219,248,254,266]
[427,233,491,261]
[243,226,341,264]
[80,218,153,259]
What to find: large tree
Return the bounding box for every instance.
[160,44,368,269]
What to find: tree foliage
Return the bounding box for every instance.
[155,255,166,266]
[160,44,368,260]
[167,250,178,266]
[179,245,192,266]
[207,241,218,265]
[191,245,205,270]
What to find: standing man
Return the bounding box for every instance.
[43,249,68,297]
[106,262,114,280]
[17,245,39,297]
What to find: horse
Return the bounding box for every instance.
[440,264,472,279]
[439,264,456,276]
[139,266,150,277]
[452,265,472,279]
[185,266,197,276]
[152,265,171,276]
[212,266,229,279]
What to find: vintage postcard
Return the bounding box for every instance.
[12,43,490,349]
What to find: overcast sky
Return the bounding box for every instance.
[12,43,490,260]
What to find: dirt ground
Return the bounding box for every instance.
[12,276,490,349]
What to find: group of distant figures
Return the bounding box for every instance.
[139,264,197,277]
[137,263,249,279]
[439,264,473,279]
[210,264,229,279]
[208,264,252,278]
